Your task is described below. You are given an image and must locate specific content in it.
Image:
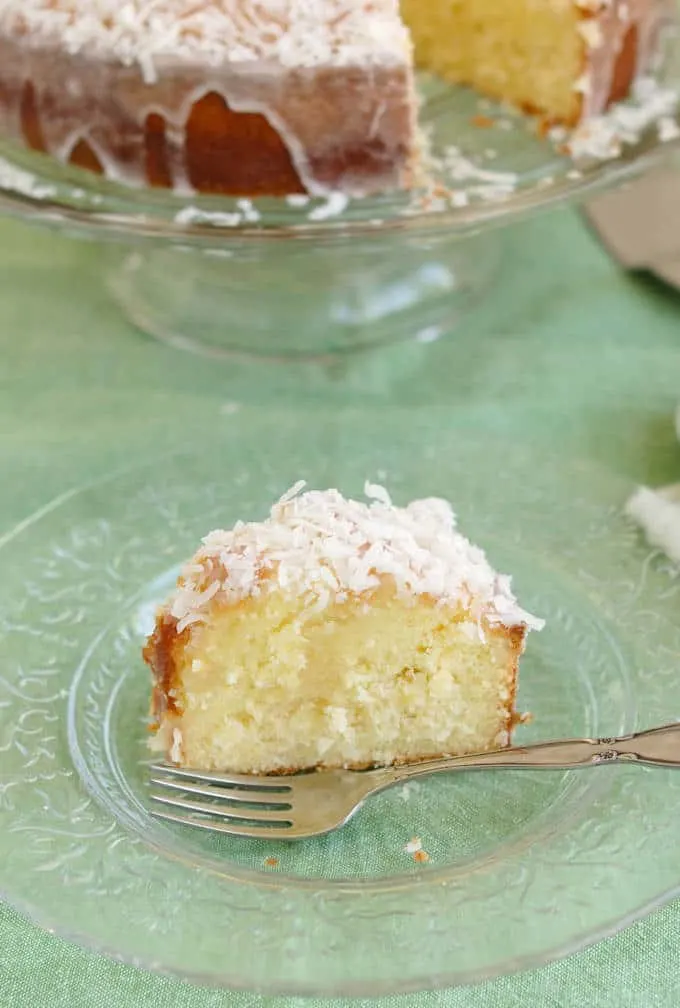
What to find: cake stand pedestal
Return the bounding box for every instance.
[105,229,501,360]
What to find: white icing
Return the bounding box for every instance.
[0,31,413,197]
[167,482,544,634]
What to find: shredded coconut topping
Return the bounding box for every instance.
[0,1,410,70]
[167,482,544,634]
[568,76,680,160]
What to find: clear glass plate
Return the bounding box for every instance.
[1,417,679,995]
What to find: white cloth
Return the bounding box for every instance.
[625,406,680,565]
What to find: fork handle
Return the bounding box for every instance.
[383,722,680,783]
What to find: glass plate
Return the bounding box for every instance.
[1,416,679,995]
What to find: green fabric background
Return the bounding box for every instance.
[1,208,680,1005]
[3,899,680,1006]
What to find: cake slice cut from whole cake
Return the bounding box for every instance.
[144,482,543,774]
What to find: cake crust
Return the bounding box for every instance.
[144,613,188,724]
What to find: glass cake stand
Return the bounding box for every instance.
[0,37,679,360]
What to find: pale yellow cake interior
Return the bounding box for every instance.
[157,586,522,774]
[401,0,584,122]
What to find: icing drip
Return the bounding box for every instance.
[576,0,672,118]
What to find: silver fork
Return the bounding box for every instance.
[150,722,680,841]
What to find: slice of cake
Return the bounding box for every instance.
[144,482,543,773]
[0,1,668,197]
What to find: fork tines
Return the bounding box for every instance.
[149,763,295,837]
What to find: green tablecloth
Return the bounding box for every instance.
[1,208,680,1005]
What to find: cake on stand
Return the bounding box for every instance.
[0,34,679,360]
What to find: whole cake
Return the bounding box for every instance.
[0,1,667,197]
[143,482,544,774]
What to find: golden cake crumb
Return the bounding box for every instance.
[144,482,544,774]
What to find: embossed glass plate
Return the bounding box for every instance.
[0,419,679,995]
